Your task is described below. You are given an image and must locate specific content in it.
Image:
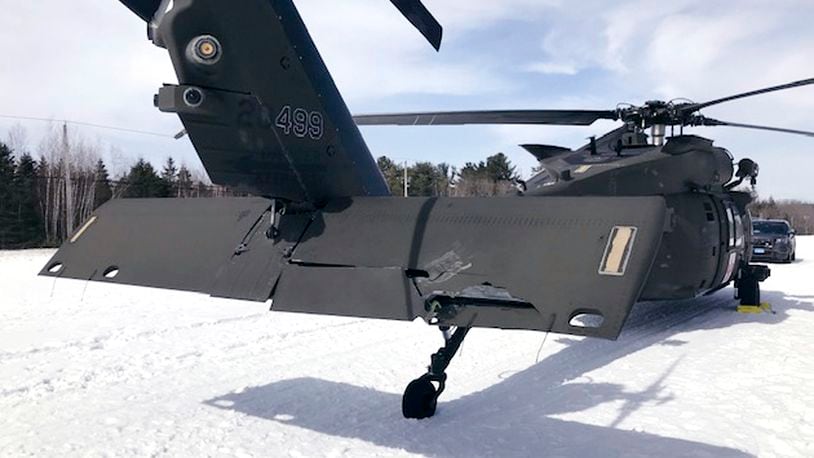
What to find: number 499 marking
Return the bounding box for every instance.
[275,105,324,140]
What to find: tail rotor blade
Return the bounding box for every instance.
[390,0,443,51]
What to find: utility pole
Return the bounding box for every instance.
[403,160,409,197]
[63,123,74,234]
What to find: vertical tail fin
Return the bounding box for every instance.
[130,0,410,203]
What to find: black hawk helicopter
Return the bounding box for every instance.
[41,0,814,419]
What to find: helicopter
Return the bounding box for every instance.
[40,0,814,419]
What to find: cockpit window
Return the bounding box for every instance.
[752,221,789,235]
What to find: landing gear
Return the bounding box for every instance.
[402,326,471,419]
[402,375,441,419]
[736,263,771,306]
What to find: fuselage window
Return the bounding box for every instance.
[725,206,736,248]
[734,211,744,248]
[724,203,744,248]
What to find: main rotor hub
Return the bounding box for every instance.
[616,100,703,133]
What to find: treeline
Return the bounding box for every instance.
[751,198,814,235]
[1,129,522,249]
[0,128,239,249]
[8,121,807,249]
[377,152,519,197]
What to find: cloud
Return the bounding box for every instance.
[297,0,564,101]
[523,62,579,76]
[529,0,814,106]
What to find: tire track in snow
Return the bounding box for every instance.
[0,311,372,364]
[0,316,373,401]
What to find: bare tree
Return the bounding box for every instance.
[751,198,814,235]
[34,124,101,244]
[5,123,29,157]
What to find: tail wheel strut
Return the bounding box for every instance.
[402,326,471,419]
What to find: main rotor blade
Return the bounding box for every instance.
[686,78,814,113]
[119,0,161,21]
[390,0,443,51]
[354,110,619,126]
[693,117,814,138]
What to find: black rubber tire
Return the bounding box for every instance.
[739,276,760,306]
[792,251,796,262]
[402,377,438,419]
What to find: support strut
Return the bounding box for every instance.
[402,326,471,419]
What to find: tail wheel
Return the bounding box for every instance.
[402,376,439,419]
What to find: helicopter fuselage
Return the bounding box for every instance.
[526,127,755,302]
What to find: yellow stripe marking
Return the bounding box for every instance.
[599,226,637,276]
[70,216,97,243]
[737,303,772,314]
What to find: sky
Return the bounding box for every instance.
[0,0,812,200]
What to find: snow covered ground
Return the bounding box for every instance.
[1,239,813,458]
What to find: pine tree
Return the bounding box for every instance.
[408,162,443,197]
[0,142,17,248]
[124,159,168,198]
[13,153,44,247]
[161,157,178,196]
[485,153,517,182]
[460,161,487,180]
[161,157,178,181]
[376,156,405,195]
[93,159,113,209]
